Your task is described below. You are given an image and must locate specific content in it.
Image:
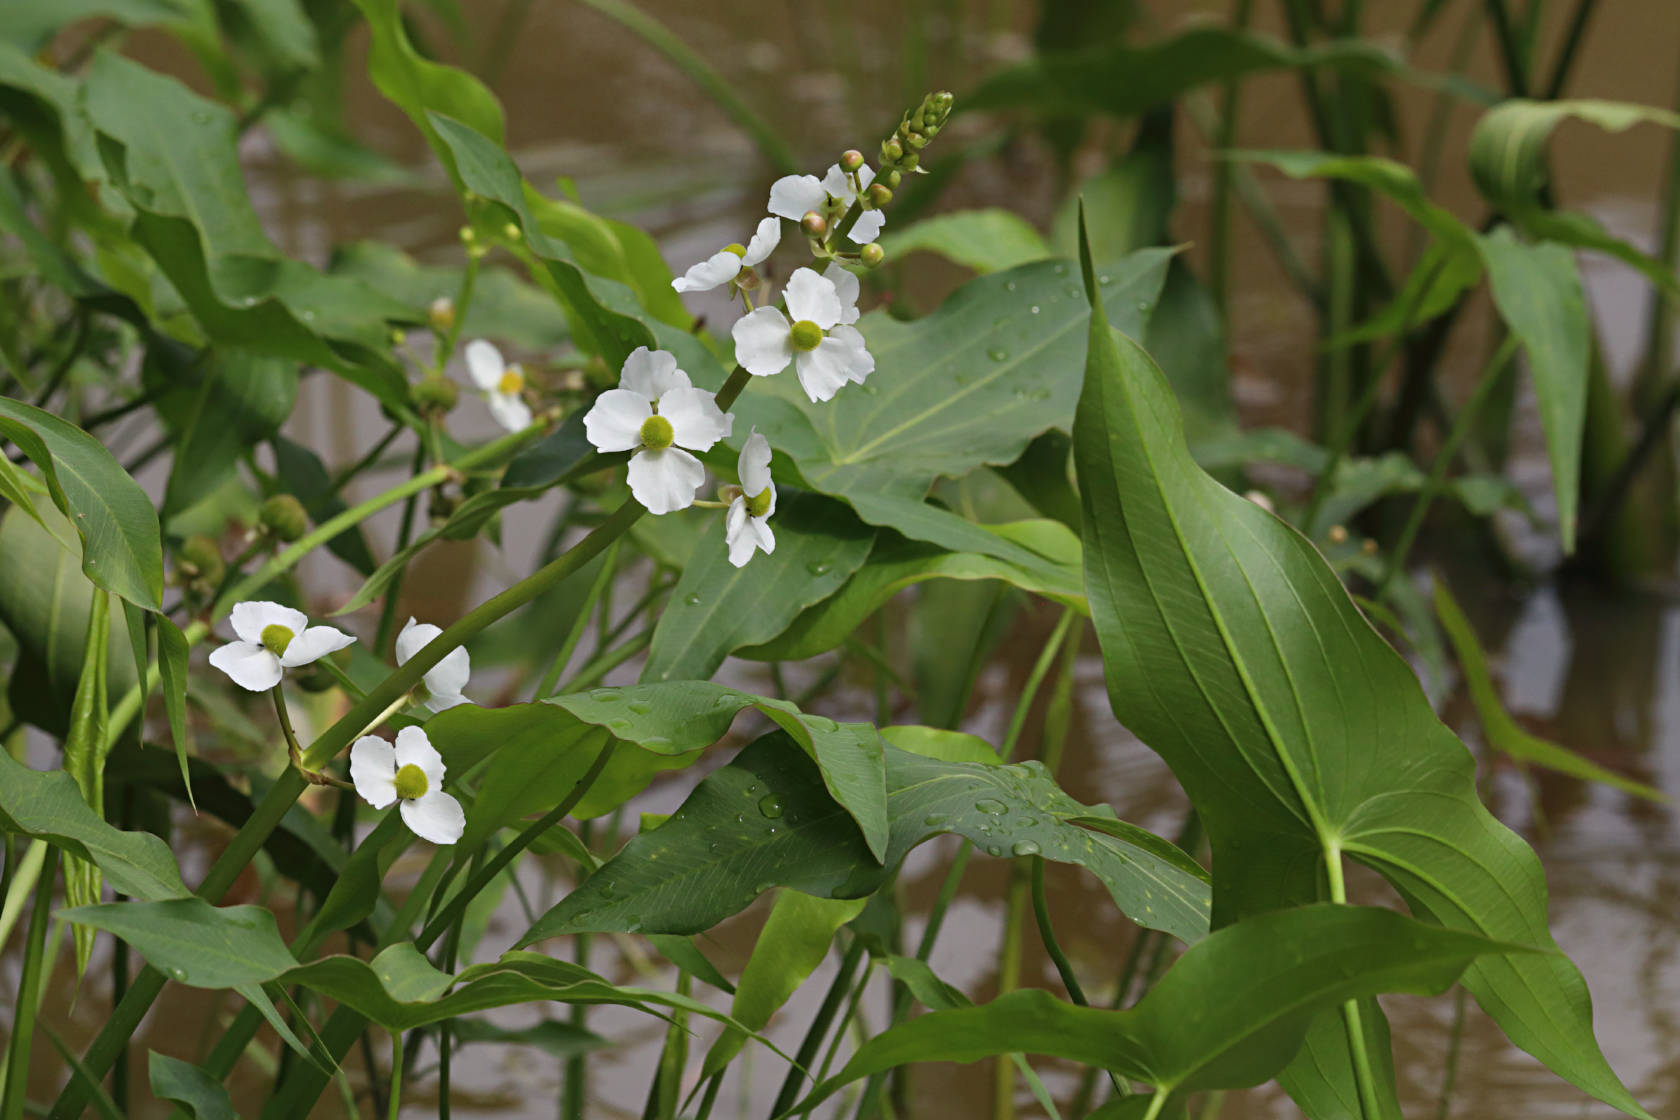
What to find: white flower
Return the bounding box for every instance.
[395,617,471,713]
[767,163,885,244]
[208,601,355,692]
[731,268,875,402]
[725,429,776,567]
[349,726,464,844]
[672,218,780,293]
[465,340,533,432]
[583,346,733,514]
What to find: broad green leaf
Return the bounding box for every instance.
[643,492,876,682]
[1477,226,1590,551]
[518,732,1209,946]
[162,350,297,514]
[0,750,189,902]
[80,53,414,408]
[61,898,299,987]
[0,398,163,608]
[965,27,1490,119]
[877,209,1051,274]
[430,680,889,858]
[787,903,1524,1113]
[523,187,690,329]
[1433,580,1668,802]
[147,1052,235,1120]
[727,253,1172,564]
[701,891,866,1078]
[0,0,202,48]
[1070,216,1652,1116]
[450,1018,607,1057]
[348,0,505,187]
[1469,99,1680,295]
[740,522,1085,662]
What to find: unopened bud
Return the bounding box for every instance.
[459,226,476,245]
[258,494,308,543]
[882,168,902,190]
[860,243,885,268]
[1327,524,1349,545]
[414,374,459,416]
[905,130,928,151]
[900,152,919,172]
[502,222,521,241]
[1361,538,1379,555]
[801,210,828,237]
[737,269,762,291]
[866,183,893,208]
[177,535,225,586]
[840,149,864,173]
[428,296,455,334]
[881,138,904,164]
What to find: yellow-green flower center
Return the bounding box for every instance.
[260,624,294,657]
[790,320,824,352]
[724,242,747,257]
[394,763,428,800]
[745,487,773,518]
[640,414,675,450]
[498,367,524,395]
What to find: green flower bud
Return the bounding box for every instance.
[905,130,928,150]
[882,168,902,190]
[414,374,459,416]
[177,535,225,586]
[258,494,308,543]
[881,138,904,163]
[840,149,864,173]
[427,296,455,334]
[502,222,522,241]
[801,211,828,238]
[866,183,893,208]
[860,243,885,268]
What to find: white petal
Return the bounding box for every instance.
[350,736,398,809]
[584,389,653,452]
[208,642,282,692]
[279,625,356,668]
[829,325,875,384]
[465,340,505,391]
[795,341,855,403]
[830,268,861,325]
[741,217,781,266]
[487,391,532,433]
[401,791,465,844]
[394,724,446,786]
[725,498,756,568]
[671,251,742,293]
[850,209,885,245]
[627,447,705,515]
[767,174,827,222]
[856,164,875,191]
[658,387,732,451]
[619,346,690,399]
[394,618,439,666]
[424,691,471,714]
[821,164,856,205]
[783,268,842,329]
[750,515,776,556]
[732,307,794,377]
[738,428,772,495]
[230,601,306,646]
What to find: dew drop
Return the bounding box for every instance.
[607,719,633,734]
[589,688,620,702]
[746,783,759,794]
[169,966,188,981]
[806,560,832,576]
[684,592,702,606]
[987,347,1010,362]
[974,798,1008,815]
[1029,305,1041,314]
[985,844,1004,857]
[1052,264,1067,276]
[1012,839,1041,857]
[806,715,837,732]
[1005,280,1018,292]
[923,813,947,826]
[1098,274,1111,285]
[1136,300,1150,312]
[627,699,653,715]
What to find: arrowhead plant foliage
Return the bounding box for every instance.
[0,3,1664,1120]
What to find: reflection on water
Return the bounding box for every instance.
[9,0,1680,1115]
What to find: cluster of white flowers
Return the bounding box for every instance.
[576,160,885,567]
[212,603,473,844]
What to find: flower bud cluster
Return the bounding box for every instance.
[879,90,954,183]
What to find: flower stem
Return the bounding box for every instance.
[1327,841,1386,1120]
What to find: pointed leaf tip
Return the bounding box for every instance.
[1075,197,1099,308]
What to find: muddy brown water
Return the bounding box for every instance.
[7,1,1680,1116]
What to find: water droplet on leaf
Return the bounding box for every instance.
[975,798,1008,815]
[1012,840,1041,857]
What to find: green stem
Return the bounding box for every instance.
[532,542,619,699]
[557,628,653,694]
[1436,985,1468,1119]
[1326,842,1384,1120]
[374,439,430,656]
[1378,334,1519,591]
[769,937,866,1118]
[1208,0,1255,313]
[2,844,57,1120]
[1140,1092,1169,1120]
[1029,858,1085,1005]
[387,1031,404,1120]
[1482,0,1531,95]
[1541,0,1599,100]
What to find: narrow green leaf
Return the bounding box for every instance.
[450,1018,608,1057]
[518,732,1209,946]
[63,587,112,975]
[1433,580,1669,802]
[0,398,163,608]
[155,614,196,811]
[1477,225,1591,551]
[147,1052,236,1120]
[787,904,1525,1114]
[1070,205,1653,1117]
[701,892,866,1078]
